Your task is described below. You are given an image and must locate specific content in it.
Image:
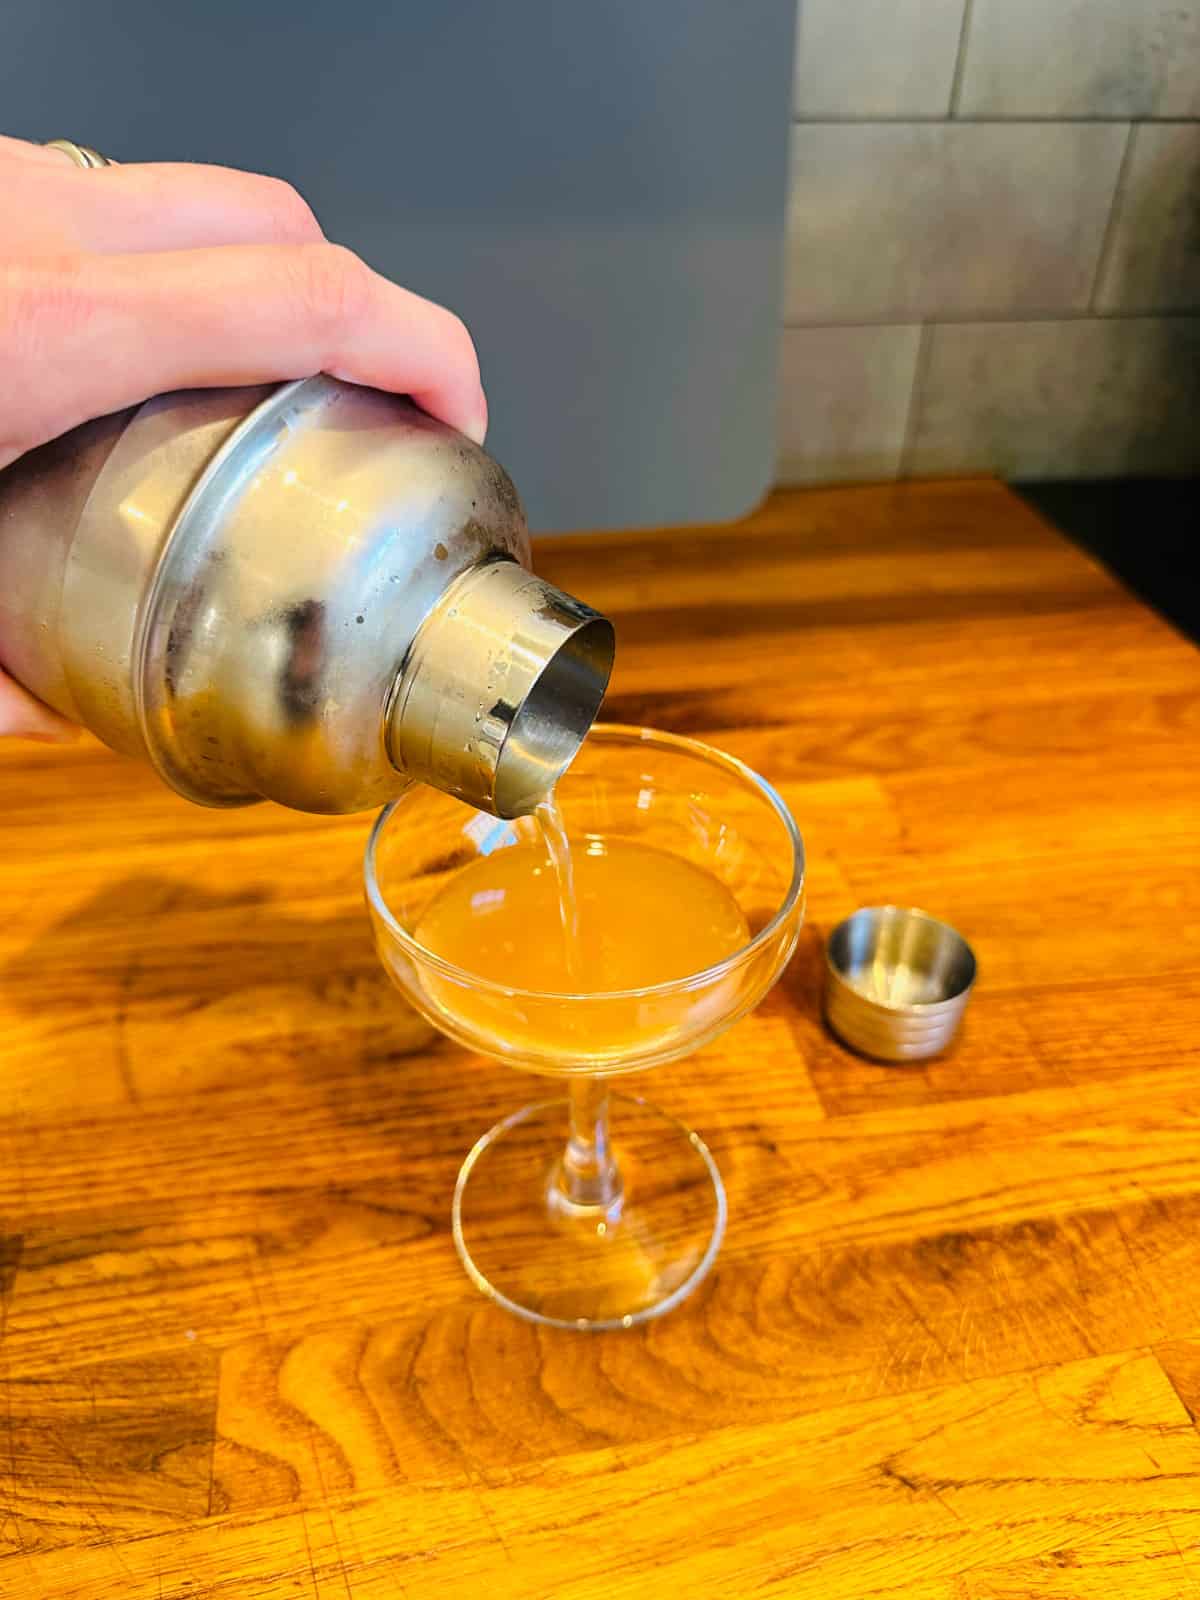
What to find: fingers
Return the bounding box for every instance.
[0,134,69,167]
[0,670,78,741]
[1,160,325,255]
[0,245,487,464]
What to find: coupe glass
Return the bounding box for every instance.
[364,725,805,1330]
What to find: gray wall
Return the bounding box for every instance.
[1,2,795,534]
[779,0,1200,485]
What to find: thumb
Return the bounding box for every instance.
[0,670,80,742]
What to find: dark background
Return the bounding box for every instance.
[1020,479,1200,644]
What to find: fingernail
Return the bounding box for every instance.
[464,391,488,448]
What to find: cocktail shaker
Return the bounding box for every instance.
[0,376,613,817]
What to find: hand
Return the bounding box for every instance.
[0,133,488,740]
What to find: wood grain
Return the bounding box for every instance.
[2,478,1199,1597]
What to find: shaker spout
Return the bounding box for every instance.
[387,557,614,817]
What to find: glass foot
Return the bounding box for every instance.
[452,1094,726,1331]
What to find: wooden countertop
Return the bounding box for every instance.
[2,479,1200,1599]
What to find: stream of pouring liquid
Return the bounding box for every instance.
[534,794,584,987]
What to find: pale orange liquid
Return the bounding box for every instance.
[416,835,749,996]
[413,790,751,1066]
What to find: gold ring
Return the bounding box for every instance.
[44,139,112,169]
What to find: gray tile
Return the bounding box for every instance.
[959,0,1200,117]
[1096,124,1200,313]
[776,324,922,485]
[793,0,966,116]
[908,318,1200,478]
[786,124,1127,322]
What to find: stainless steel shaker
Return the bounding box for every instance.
[0,376,613,816]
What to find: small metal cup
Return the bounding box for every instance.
[824,906,976,1062]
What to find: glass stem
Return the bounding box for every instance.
[556,1075,623,1214]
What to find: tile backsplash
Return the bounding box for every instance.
[786,123,1128,322]
[779,0,1200,484]
[958,0,1200,119]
